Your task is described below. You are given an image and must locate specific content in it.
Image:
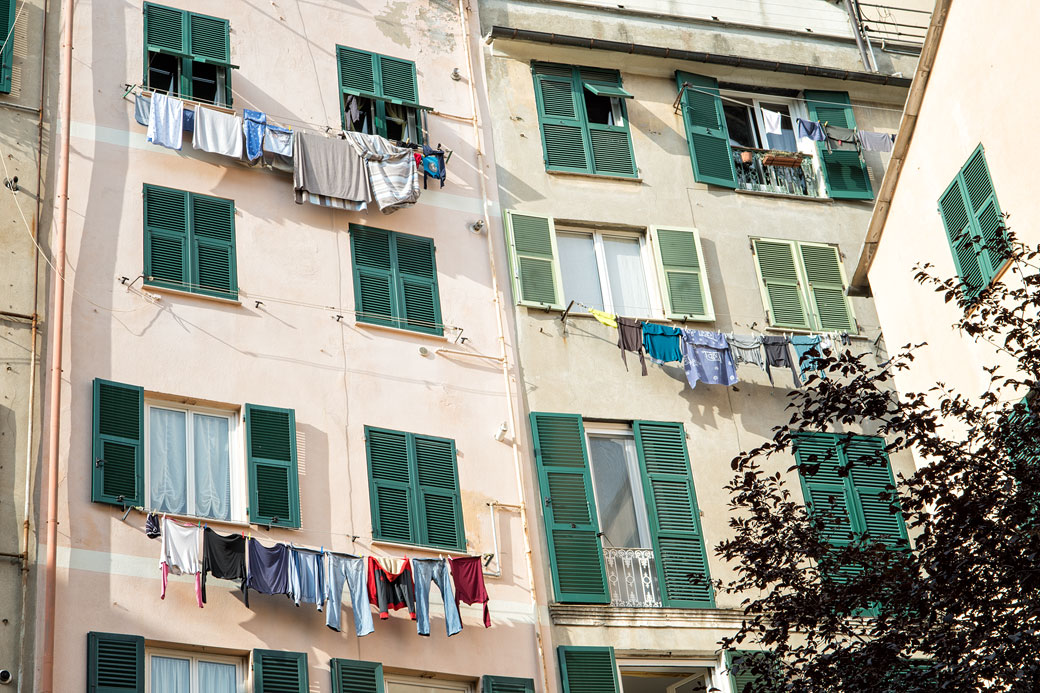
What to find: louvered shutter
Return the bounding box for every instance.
[379,55,419,105]
[533,63,591,173]
[394,233,443,335]
[794,433,855,547]
[144,3,188,56]
[727,651,779,693]
[845,436,907,547]
[338,46,377,96]
[87,631,144,693]
[798,243,855,332]
[143,185,190,291]
[366,426,416,544]
[0,0,14,94]
[504,211,563,309]
[529,413,609,604]
[753,239,810,329]
[351,226,398,327]
[254,650,308,693]
[482,676,535,693]
[676,71,737,188]
[634,421,713,607]
[331,658,384,693]
[415,434,465,550]
[580,68,636,177]
[651,226,714,321]
[188,12,229,65]
[189,193,237,298]
[245,405,300,528]
[962,146,1008,284]
[558,646,619,693]
[804,90,873,200]
[91,379,144,506]
[938,176,985,296]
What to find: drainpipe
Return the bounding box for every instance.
[844,0,877,72]
[40,0,74,690]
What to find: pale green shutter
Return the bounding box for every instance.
[804,90,873,200]
[366,426,416,544]
[0,0,14,94]
[676,71,737,188]
[651,226,714,321]
[351,226,397,326]
[92,379,144,507]
[415,434,465,551]
[245,404,301,528]
[558,646,619,693]
[189,193,237,299]
[533,63,591,173]
[143,184,190,291]
[393,233,443,336]
[504,211,563,309]
[331,658,385,693]
[727,651,780,693]
[530,412,609,604]
[482,676,535,693]
[254,650,307,693]
[798,243,855,332]
[845,436,908,547]
[87,631,144,693]
[753,239,810,329]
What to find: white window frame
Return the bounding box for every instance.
[584,422,653,550]
[617,660,720,693]
[143,401,245,522]
[145,648,245,693]
[384,675,473,693]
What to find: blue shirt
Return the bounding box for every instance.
[642,323,683,364]
[681,330,738,388]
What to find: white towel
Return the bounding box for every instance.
[762,109,783,135]
[146,93,184,151]
[192,105,244,159]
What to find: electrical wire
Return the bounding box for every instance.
[682,83,907,114]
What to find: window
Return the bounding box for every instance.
[938,145,1008,298]
[143,184,238,300]
[532,62,637,178]
[350,225,442,336]
[0,0,14,94]
[147,648,243,693]
[752,238,856,332]
[386,676,472,693]
[586,425,652,549]
[365,426,465,551]
[143,3,234,106]
[557,229,657,318]
[482,676,535,693]
[337,46,426,143]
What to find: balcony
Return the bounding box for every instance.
[604,547,662,607]
[732,147,822,199]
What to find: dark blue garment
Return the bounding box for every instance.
[422,144,446,189]
[243,109,267,162]
[247,539,291,595]
[641,323,683,364]
[790,335,824,378]
[796,118,825,142]
[182,107,195,132]
[681,330,738,388]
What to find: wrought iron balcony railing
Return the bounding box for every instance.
[603,547,662,607]
[732,147,822,198]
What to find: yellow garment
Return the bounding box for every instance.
[589,308,618,329]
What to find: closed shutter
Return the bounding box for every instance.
[143,185,190,291]
[366,426,416,544]
[482,676,535,693]
[338,46,377,96]
[804,90,873,200]
[91,379,144,506]
[87,631,143,693]
[331,658,384,693]
[189,193,237,298]
[254,650,308,693]
[651,226,714,321]
[727,651,779,693]
[351,226,397,326]
[533,63,590,173]
[394,233,442,336]
[753,239,810,329]
[845,436,907,547]
[144,3,188,56]
[378,54,419,104]
[558,646,619,693]
[504,211,563,308]
[245,404,301,528]
[188,12,229,64]
[529,412,609,604]
[798,243,855,332]
[0,0,14,94]
[675,71,737,188]
[794,433,855,546]
[634,421,713,607]
[415,434,465,550]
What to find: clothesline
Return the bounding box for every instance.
[677,82,908,114]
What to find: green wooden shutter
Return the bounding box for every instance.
[0,0,14,94]
[482,676,535,693]
[144,3,188,56]
[533,63,591,173]
[415,434,465,550]
[504,211,562,309]
[804,90,873,200]
[558,646,619,693]
[351,226,398,327]
[366,426,416,544]
[254,650,308,693]
[529,412,609,604]
[87,631,144,693]
[727,651,779,693]
[798,243,855,332]
[753,239,810,329]
[938,175,986,296]
[962,146,1008,283]
[245,404,300,528]
[378,54,419,104]
[188,12,229,64]
[91,379,144,506]
[794,433,855,546]
[845,436,908,547]
[189,193,237,298]
[634,421,714,607]
[338,46,377,96]
[331,658,384,693]
[651,226,714,321]
[394,233,443,335]
[580,68,636,177]
[676,71,737,188]
[143,185,190,291]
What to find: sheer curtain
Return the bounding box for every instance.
[151,656,190,693]
[198,661,237,693]
[603,236,650,317]
[589,436,646,548]
[150,408,187,515]
[558,232,604,312]
[194,414,231,520]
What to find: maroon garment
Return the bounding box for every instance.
[450,556,491,628]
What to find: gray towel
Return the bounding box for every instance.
[824,124,858,152]
[857,130,894,152]
[727,334,766,371]
[293,131,370,209]
[134,94,151,127]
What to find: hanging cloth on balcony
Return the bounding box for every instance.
[616,317,648,376]
[857,130,895,152]
[344,132,421,214]
[762,109,783,135]
[134,94,151,127]
[146,92,184,151]
[192,105,244,159]
[796,117,826,143]
[450,555,491,628]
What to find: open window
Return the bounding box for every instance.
[337,46,429,144]
[143,3,235,106]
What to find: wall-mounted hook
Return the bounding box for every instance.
[333,314,344,322]
[4,176,18,192]
[254,300,264,309]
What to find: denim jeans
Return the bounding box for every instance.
[412,558,462,637]
[325,554,374,636]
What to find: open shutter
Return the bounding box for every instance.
[533,63,591,173]
[651,226,714,321]
[92,379,144,506]
[530,412,609,604]
[254,650,307,693]
[804,90,873,200]
[331,658,384,693]
[143,185,189,290]
[504,211,563,309]
[844,436,908,547]
[351,226,398,327]
[727,651,779,693]
[189,193,237,298]
[676,71,737,188]
[378,54,419,105]
[0,0,14,94]
[753,239,810,329]
[938,176,986,297]
[798,243,855,332]
[245,404,300,528]
[394,233,443,335]
[580,68,636,177]
[188,12,229,65]
[144,3,188,56]
[482,676,535,693]
[961,146,1008,281]
[366,426,416,544]
[634,421,713,608]
[558,646,619,693]
[794,433,855,546]
[88,632,144,693]
[338,46,377,96]
[415,434,465,550]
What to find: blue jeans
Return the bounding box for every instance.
[412,558,462,637]
[325,554,374,636]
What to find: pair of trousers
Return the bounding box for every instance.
[326,554,374,636]
[412,558,462,637]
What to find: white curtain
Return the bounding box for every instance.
[150,408,187,515]
[589,436,645,548]
[557,232,604,312]
[603,237,651,317]
[198,661,237,693]
[151,656,190,693]
[194,414,231,521]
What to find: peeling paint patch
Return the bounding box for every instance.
[375,0,459,52]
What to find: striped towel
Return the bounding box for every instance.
[343,132,421,214]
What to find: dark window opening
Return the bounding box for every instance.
[724,102,759,149]
[385,103,418,142]
[583,91,618,125]
[190,62,224,105]
[147,52,180,95]
[344,94,375,135]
